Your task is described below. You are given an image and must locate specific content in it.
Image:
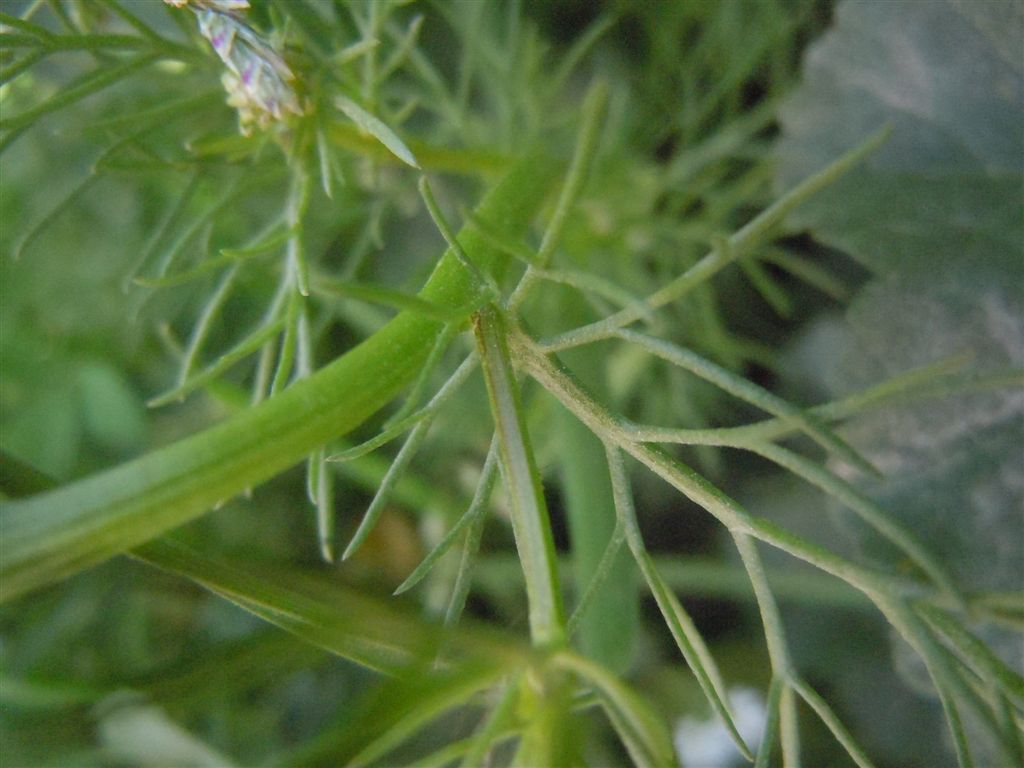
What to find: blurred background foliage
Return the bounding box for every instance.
[1,1,1020,766]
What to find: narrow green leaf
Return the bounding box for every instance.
[935,686,976,768]
[329,441,464,525]
[880,597,1010,768]
[0,52,159,152]
[326,404,431,463]
[316,126,343,198]
[96,0,168,44]
[309,448,334,563]
[133,225,290,288]
[533,267,654,321]
[379,13,424,79]
[762,248,849,301]
[535,79,607,270]
[395,434,498,596]
[270,289,302,395]
[791,678,878,768]
[553,651,679,768]
[384,324,459,429]
[147,317,285,408]
[559,377,637,672]
[186,131,261,160]
[249,338,276,407]
[268,0,333,55]
[752,442,961,603]
[940,649,1018,767]
[286,165,313,297]
[605,445,753,761]
[342,409,434,561]
[313,275,481,321]
[397,731,516,768]
[640,550,754,762]
[565,518,626,640]
[324,663,510,768]
[325,121,508,176]
[330,355,478,465]
[335,36,380,66]
[739,254,794,317]
[443,490,489,629]
[151,167,286,282]
[133,540,522,675]
[650,555,866,611]
[419,176,496,296]
[546,14,616,98]
[618,328,879,477]
[0,11,53,37]
[125,170,201,289]
[14,173,99,260]
[509,78,608,308]
[13,32,154,53]
[179,264,241,385]
[457,677,520,768]
[517,332,890,597]
[220,224,294,259]
[0,47,46,85]
[731,535,801,768]
[732,532,795,691]
[994,690,1024,768]
[916,603,1024,709]
[0,32,41,49]
[335,94,420,168]
[675,356,1015,451]
[464,208,539,265]
[754,676,785,768]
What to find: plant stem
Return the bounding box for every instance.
[512,330,909,599]
[0,154,560,603]
[474,306,565,647]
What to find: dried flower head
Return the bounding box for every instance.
[164,0,250,11]
[165,0,302,135]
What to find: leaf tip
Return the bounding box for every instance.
[319,538,335,564]
[340,535,362,562]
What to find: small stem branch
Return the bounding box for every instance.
[511,329,916,602]
[508,79,608,310]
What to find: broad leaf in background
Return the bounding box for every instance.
[776,0,1023,763]
[776,0,1022,279]
[834,277,1023,596]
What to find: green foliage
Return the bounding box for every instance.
[1,1,1020,766]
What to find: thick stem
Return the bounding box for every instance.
[0,154,560,603]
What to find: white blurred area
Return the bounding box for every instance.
[674,686,766,768]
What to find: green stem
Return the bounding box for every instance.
[0,154,560,603]
[474,306,565,647]
[513,331,910,600]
